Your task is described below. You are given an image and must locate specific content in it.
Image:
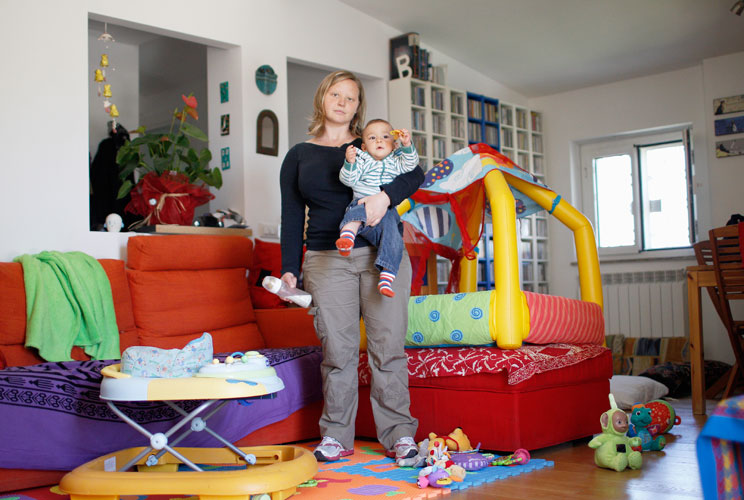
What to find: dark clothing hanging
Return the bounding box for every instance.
[89,124,137,230]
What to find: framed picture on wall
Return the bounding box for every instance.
[256,109,278,156]
[714,115,744,136]
[714,94,744,115]
[716,138,744,158]
[221,114,230,136]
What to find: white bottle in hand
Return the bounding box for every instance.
[262,276,312,308]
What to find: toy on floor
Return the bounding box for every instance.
[427,427,473,453]
[450,450,493,471]
[415,442,467,489]
[491,448,531,466]
[627,406,666,451]
[630,399,681,437]
[588,394,643,472]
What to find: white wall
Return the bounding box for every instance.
[531,53,744,363]
[0,0,520,262]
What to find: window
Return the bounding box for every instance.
[580,128,695,257]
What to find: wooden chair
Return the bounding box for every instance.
[708,225,744,399]
[694,240,736,397]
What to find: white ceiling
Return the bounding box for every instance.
[338,0,744,98]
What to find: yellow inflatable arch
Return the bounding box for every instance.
[397,155,603,349]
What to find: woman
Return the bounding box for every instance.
[280,70,423,462]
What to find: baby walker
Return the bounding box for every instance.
[60,350,317,500]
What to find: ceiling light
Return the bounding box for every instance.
[731,1,744,15]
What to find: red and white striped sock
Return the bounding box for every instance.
[335,229,356,256]
[378,271,395,297]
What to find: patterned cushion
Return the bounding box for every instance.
[121,332,213,378]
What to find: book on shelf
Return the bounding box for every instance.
[432,114,445,135]
[411,109,426,131]
[451,117,465,138]
[431,64,447,85]
[484,102,499,123]
[467,98,482,119]
[411,85,426,107]
[431,88,444,111]
[450,92,463,115]
[531,111,542,132]
[485,125,499,147]
[389,32,420,80]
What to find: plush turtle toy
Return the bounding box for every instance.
[628,405,666,451]
[588,394,643,472]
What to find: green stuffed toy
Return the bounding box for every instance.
[588,394,643,472]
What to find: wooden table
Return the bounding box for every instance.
[687,264,716,415]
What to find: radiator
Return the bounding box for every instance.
[601,269,687,338]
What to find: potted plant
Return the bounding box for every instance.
[115,93,222,227]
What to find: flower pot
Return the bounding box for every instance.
[125,171,214,226]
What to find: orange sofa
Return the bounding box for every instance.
[0,234,612,493]
[0,235,323,492]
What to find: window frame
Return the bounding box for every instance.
[579,126,696,260]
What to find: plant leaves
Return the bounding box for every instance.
[153,156,173,174]
[117,179,133,199]
[181,122,208,141]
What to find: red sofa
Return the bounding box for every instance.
[0,234,611,492]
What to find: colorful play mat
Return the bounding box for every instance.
[5,440,553,500]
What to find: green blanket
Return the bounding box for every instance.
[14,251,120,362]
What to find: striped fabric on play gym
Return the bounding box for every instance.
[523,291,605,345]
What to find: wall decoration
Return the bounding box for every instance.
[255,65,277,95]
[714,94,744,115]
[221,147,231,170]
[714,115,744,136]
[220,114,230,136]
[256,109,278,156]
[716,138,744,158]
[220,81,229,103]
[93,23,120,132]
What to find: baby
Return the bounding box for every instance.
[336,119,419,297]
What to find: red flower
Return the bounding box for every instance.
[182,94,198,108]
[185,106,199,120]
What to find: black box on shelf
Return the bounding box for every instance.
[389,32,420,80]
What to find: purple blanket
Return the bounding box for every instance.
[0,346,322,471]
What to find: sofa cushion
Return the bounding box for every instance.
[0,263,27,346]
[248,239,287,309]
[138,323,265,353]
[127,235,253,271]
[127,268,263,348]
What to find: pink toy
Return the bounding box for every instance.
[491,448,530,466]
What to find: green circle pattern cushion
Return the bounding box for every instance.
[406,292,493,347]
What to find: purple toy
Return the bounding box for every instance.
[417,467,452,488]
[450,451,492,471]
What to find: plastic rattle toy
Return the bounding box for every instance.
[491,448,530,466]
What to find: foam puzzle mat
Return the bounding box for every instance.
[4,440,554,500]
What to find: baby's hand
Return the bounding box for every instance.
[397,128,412,147]
[345,145,357,164]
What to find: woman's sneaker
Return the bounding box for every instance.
[313,436,353,462]
[388,436,418,460]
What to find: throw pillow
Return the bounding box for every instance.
[610,374,669,410]
[249,239,287,309]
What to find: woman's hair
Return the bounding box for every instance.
[308,70,366,138]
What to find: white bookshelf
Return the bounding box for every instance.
[500,103,549,294]
[388,77,467,171]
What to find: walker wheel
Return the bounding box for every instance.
[150,433,168,450]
